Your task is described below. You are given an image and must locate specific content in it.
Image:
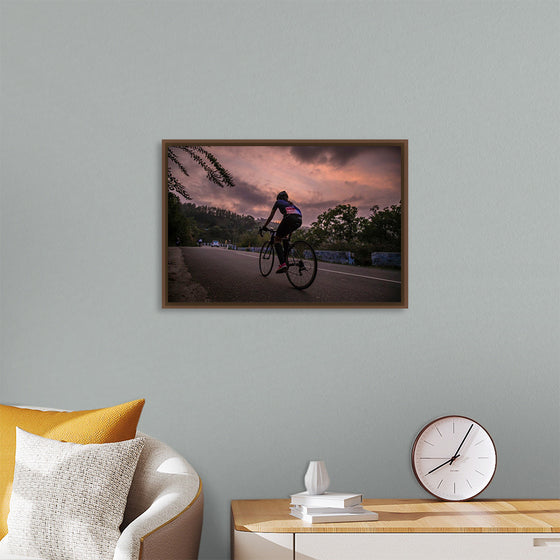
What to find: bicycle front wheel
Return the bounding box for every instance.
[259,241,275,276]
[286,241,317,289]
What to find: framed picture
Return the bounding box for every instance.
[162,140,408,308]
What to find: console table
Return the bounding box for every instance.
[231,499,560,559]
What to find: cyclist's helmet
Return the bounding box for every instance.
[277,191,289,201]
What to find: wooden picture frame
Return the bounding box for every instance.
[162,140,408,308]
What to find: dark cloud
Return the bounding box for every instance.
[289,146,330,165]
[230,179,271,210]
[290,145,401,168]
[186,178,273,218]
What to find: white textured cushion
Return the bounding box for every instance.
[2,428,144,560]
[0,555,44,559]
[0,554,44,559]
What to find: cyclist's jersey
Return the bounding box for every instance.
[273,199,302,217]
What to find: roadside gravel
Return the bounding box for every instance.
[167,247,209,303]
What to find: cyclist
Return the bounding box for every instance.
[260,191,302,273]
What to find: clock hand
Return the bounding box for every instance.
[426,424,473,474]
[426,455,460,475]
[449,423,473,464]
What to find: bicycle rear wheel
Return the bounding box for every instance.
[259,241,275,276]
[286,241,317,289]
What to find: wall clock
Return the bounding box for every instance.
[411,415,497,501]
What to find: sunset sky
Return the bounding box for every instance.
[169,144,403,226]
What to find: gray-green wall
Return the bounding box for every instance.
[1,2,558,559]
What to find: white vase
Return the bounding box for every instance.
[304,460,330,495]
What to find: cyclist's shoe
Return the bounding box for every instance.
[276,263,288,274]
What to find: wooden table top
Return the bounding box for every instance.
[231,499,560,533]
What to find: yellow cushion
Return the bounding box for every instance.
[0,398,145,538]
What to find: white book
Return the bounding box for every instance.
[290,506,378,524]
[292,504,365,514]
[290,491,363,508]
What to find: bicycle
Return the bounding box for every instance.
[258,227,318,290]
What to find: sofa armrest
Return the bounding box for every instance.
[114,433,203,560]
[114,486,203,560]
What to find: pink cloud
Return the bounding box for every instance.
[168,144,402,225]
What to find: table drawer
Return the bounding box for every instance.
[296,533,560,560]
[233,531,293,560]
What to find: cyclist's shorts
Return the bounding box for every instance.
[277,215,302,239]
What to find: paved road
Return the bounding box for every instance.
[171,246,402,305]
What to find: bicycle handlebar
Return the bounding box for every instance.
[259,226,277,237]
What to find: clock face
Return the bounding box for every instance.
[412,416,497,501]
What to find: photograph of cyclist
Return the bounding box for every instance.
[260,191,302,274]
[164,141,407,307]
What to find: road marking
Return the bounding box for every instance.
[229,250,401,284]
[318,268,401,284]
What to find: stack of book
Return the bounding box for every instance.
[289,491,378,524]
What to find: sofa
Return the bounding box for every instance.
[0,404,203,560]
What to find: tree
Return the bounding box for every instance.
[361,202,401,251]
[309,204,364,248]
[168,192,201,246]
[238,229,261,248]
[167,145,235,200]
